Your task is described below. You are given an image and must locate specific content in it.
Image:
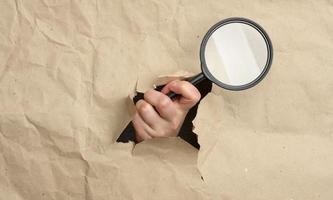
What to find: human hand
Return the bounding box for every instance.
[132,80,201,143]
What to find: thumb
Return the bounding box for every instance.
[161,80,201,111]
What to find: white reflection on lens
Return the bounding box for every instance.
[205,23,268,86]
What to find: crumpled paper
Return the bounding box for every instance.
[0,0,333,199]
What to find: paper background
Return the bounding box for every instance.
[0,0,332,199]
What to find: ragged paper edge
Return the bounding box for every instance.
[124,71,223,181]
[124,70,196,132]
[122,71,197,150]
[192,84,333,199]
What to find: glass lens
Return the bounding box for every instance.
[204,22,268,86]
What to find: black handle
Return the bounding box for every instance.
[165,73,206,99]
[133,73,206,104]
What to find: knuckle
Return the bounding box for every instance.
[144,89,155,100]
[169,80,180,89]
[140,104,151,113]
[157,97,171,109]
[137,101,151,113]
[136,100,144,109]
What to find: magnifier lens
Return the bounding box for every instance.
[202,20,272,89]
[134,18,273,103]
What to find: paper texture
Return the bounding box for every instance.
[0,0,332,199]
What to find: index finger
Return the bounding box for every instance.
[161,80,201,110]
[144,89,177,122]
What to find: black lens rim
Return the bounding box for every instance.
[200,17,273,91]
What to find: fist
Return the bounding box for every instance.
[132,80,201,143]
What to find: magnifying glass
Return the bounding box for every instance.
[135,17,273,102]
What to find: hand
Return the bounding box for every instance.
[132,80,201,143]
